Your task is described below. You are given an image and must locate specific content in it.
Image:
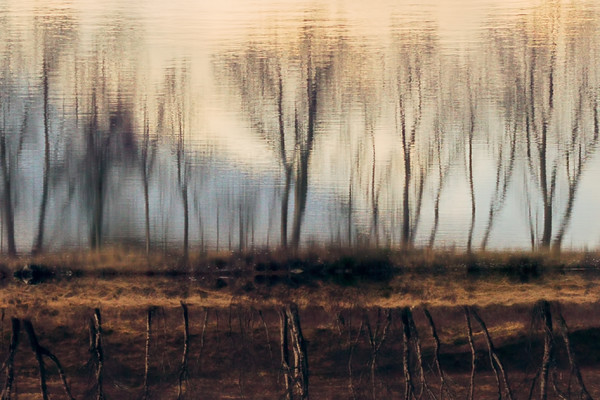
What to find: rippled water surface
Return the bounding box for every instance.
[1,0,600,252]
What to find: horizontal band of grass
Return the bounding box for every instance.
[0,245,598,277]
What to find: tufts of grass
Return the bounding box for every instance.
[0,245,598,279]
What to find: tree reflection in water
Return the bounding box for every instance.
[0,301,598,399]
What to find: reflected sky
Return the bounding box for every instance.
[0,0,599,252]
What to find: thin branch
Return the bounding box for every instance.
[177,302,190,400]
[553,306,592,400]
[463,307,476,400]
[469,308,513,400]
[424,309,449,400]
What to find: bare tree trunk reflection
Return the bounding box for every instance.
[401,307,435,399]
[347,317,363,400]
[158,63,192,263]
[33,55,50,254]
[279,308,293,400]
[481,123,517,250]
[400,308,415,400]
[143,306,157,400]
[141,101,156,256]
[522,13,559,250]
[536,301,553,400]
[396,60,424,248]
[279,304,309,399]
[290,72,317,250]
[218,22,334,251]
[466,72,477,253]
[468,307,513,400]
[423,309,448,400]
[464,307,476,400]
[0,96,28,256]
[258,310,273,363]
[24,319,74,400]
[364,309,391,400]
[278,73,294,249]
[429,120,460,248]
[553,100,599,250]
[553,306,592,400]
[85,90,107,251]
[90,308,104,400]
[177,302,190,400]
[287,304,309,399]
[0,134,17,257]
[0,318,20,400]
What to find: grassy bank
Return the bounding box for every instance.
[0,246,599,310]
[1,246,599,276]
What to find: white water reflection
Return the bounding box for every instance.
[0,0,599,253]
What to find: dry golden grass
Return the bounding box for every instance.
[1,269,599,314]
[1,245,598,273]
[0,246,164,272]
[0,245,598,314]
